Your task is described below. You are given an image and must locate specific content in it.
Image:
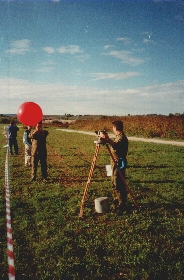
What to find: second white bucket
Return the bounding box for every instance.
[94,197,110,213]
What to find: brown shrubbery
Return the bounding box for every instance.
[2,114,183,139]
[70,115,184,140]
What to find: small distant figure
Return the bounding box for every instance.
[23,126,32,167]
[28,122,49,182]
[7,120,19,155]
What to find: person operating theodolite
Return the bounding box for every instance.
[100,120,128,212]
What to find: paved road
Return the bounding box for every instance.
[57,129,184,147]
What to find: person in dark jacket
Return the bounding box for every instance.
[100,120,128,211]
[7,120,19,155]
[28,122,49,182]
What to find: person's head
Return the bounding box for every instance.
[10,120,15,126]
[112,120,123,134]
[27,126,31,130]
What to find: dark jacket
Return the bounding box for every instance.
[8,125,19,139]
[29,130,49,155]
[110,132,128,167]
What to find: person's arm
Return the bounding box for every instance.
[100,132,114,146]
[106,137,114,146]
[23,131,31,145]
[29,130,38,139]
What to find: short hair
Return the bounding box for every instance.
[112,120,123,131]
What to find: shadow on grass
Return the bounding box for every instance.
[128,164,169,169]
[134,179,175,184]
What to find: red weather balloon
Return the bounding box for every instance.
[17,102,43,126]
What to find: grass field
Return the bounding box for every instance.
[0,124,183,280]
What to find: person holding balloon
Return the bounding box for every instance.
[17,101,49,182]
[28,122,49,182]
[17,102,48,181]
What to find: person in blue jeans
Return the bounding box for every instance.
[7,120,19,155]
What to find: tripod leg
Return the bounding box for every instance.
[79,144,100,218]
[106,144,140,209]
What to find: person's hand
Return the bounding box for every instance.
[100,132,109,140]
[36,124,42,131]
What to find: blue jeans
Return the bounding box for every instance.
[8,138,18,155]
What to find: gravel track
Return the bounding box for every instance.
[57,129,184,147]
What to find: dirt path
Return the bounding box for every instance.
[57,129,184,147]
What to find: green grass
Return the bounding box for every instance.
[0,125,183,279]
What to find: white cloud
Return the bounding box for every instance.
[37,61,55,72]
[42,47,55,54]
[90,72,141,81]
[104,45,114,50]
[140,80,184,98]
[57,45,83,54]
[75,54,90,62]
[0,77,183,115]
[116,37,131,44]
[103,50,144,66]
[143,38,156,45]
[37,67,54,73]
[42,45,86,61]
[6,39,33,55]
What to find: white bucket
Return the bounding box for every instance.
[105,165,112,176]
[94,197,110,213]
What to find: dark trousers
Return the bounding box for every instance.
[111,167,127,206]
[8,138,18,155]
[31,153,47,179]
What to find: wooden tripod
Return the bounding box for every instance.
[79,143,139,218]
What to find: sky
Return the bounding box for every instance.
[0,0,184,116]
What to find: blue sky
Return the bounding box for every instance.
[0,0,184,116]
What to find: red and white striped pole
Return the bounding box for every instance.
[5,149,15,280]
